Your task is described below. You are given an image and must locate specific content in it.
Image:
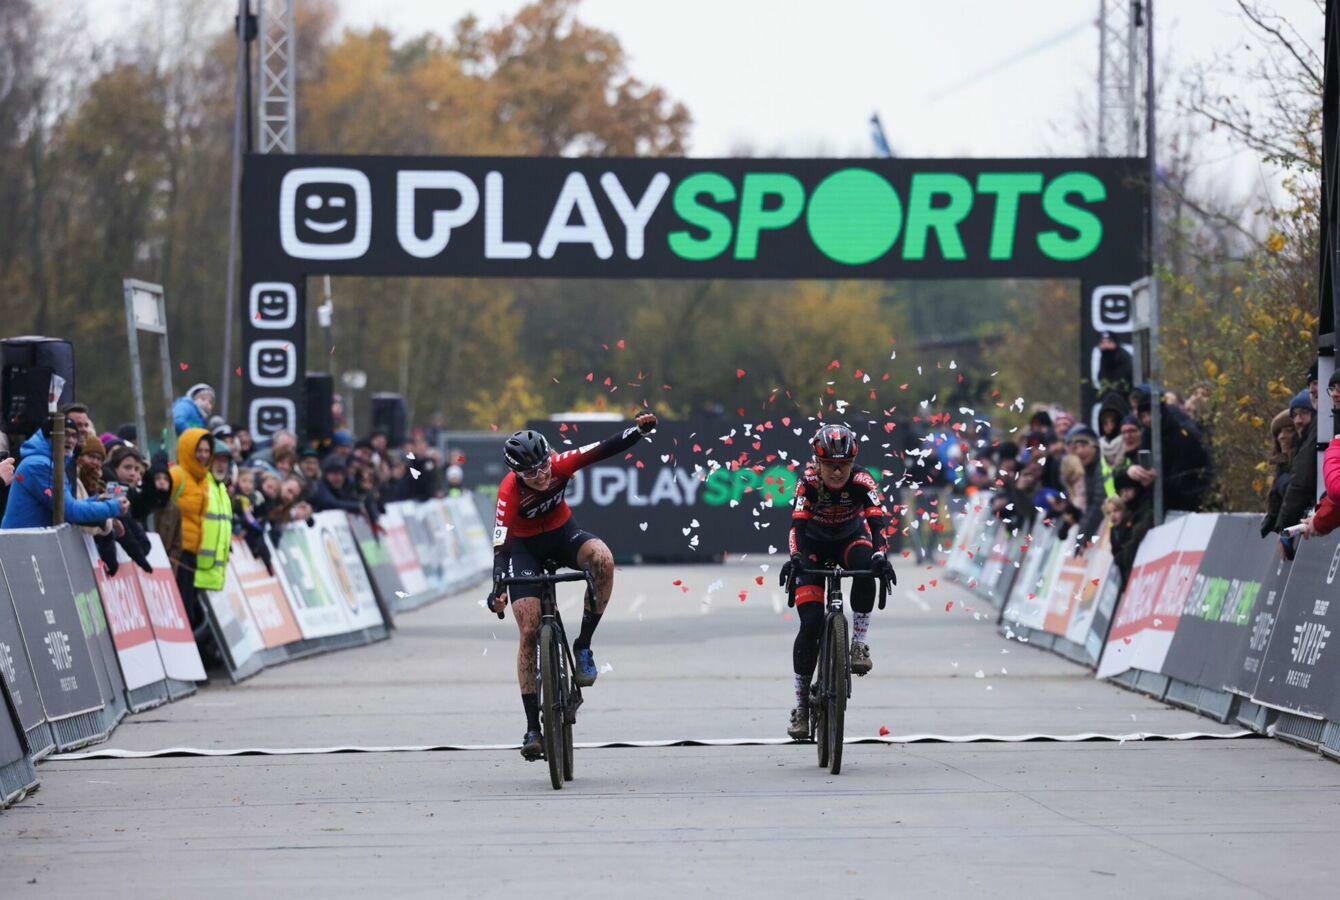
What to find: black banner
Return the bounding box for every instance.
[55,526,127,713]
[0,532,105,722]
[241,154,1146,441]
[1159,516,1266,691]
[1250,532,1340,717]
[527,415,917,561]
[244,155,1147,281]
[348,514,401,628]
[0,566,43,732]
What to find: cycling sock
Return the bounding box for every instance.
[521,693,541,731]
[794,673,808,706]
[573,610,602,652]
[852,612,870,644]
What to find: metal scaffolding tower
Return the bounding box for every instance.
[257,0,296,153]
[1096,0,1145,156]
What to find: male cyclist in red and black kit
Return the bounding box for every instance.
[488,413,658,760]
[780,423,895,739]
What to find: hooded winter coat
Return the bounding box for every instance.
[1097,394,1129,468]
[172,393,208,435]
[169,428,213,554]
[1,429,121,529]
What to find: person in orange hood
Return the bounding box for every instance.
[170,428,213,634]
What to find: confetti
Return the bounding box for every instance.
[878,725,890,737]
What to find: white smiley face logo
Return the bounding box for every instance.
[303,190,350,234]
[249,340,296,387]
[280,168,372,261]
[249,282,296,329]
[250,399,296,437]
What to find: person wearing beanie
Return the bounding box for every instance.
[1274,386,1322,533]
[311,453,363,515]
[76,433,108,498]
[1133,383,1213,513]
[172,382,216,436]
[1064,424,1113,547]
[1262,409,1300,537]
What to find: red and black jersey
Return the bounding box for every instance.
[493,425,643,557]
[789,463,889,555]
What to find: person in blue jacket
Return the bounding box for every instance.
[172,383,215,435]
[2,418,127,529]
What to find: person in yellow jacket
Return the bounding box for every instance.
[170,428,213,633]
[195,441,234,593]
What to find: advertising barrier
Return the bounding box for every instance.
[312,511,386,634]
[348,515,402,627]
[378,504,432,610]
[0,493,519,802]
[0,530,107,751]
[1250,533,1340,725]
[134,535,207,692]
[0,564,51,757]
[227,537,304,655]
[56,528,127,738]
[0,677,36,808]
[205,568,267,683]
[83,538,169,710]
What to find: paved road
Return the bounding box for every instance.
[3,561,1338,898]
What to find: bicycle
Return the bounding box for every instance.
[783,564,888,775]
[493,563,597,790]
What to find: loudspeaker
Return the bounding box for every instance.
[304,372,334,443]
[2,336,75,436]
[370,392,408,446]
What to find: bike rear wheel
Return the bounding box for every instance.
[539,624,564,790]
[827,613,849,775]
[814,636,830,768]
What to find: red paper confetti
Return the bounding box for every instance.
[755,576,764,585]
[944,601,953,612]
[879,725,890,737]
[736,369,746,379]
[179,362,189,371]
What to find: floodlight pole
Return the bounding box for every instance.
[1145,0,1164,525]
[220,0,253,421]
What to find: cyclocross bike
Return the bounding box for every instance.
[784,565,888,775]
[495,563,596,790]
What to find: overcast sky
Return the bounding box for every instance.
[72,0,1321,200]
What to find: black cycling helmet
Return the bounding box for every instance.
[503,429,551,472]
[811,423,857,461]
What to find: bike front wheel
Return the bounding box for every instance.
[827,613,849,775]
[539,624,564,790]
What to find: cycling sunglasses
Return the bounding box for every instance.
[520,458,552,479]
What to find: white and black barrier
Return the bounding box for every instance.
[0,497,491,808]
[945,494,1122,668]
[200,498,493,683]
[957,492,1340,759]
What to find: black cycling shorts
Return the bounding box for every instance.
[794,521,876,607]
[505,519,599,602]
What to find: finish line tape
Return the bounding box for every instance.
[50,730,1256,760]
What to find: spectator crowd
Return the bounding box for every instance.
[0,381,465,663]
[955,335,1340,590]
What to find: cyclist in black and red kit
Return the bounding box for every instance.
[488,413,658,761]
[779,423,895,740]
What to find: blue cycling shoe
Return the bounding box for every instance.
[521,730,543,761]
[574,648,598,687]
